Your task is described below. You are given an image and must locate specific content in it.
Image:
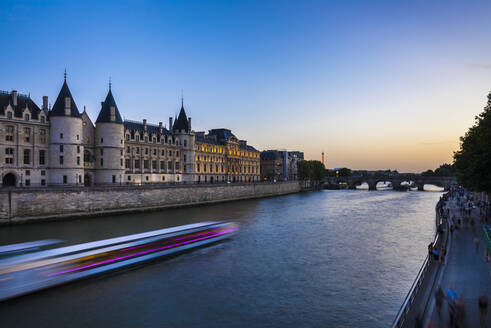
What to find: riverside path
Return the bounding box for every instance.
[424,191,491,327]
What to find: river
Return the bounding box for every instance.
[0,190,441,327]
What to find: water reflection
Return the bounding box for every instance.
[0,190,441,327]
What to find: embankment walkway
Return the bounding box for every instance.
[424,195,491,327]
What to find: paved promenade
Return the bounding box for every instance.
[426,195,491,327]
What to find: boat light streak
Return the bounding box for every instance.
[47,227,237,277]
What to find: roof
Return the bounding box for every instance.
[0,91,42,120]
[261,150,283,160]
[124,120,170,135]
[208,128,236,141]
[49,79,81,118]
[96,89,123,124]
[173,103,190,132]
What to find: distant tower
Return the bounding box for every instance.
[94,83,124,184]
[172,97,195,183]
[48,74,84,186]
[322,152,325,166]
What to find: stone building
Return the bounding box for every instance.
[260,150,304,181]
[0,76,259,187]
[195,129,260,183]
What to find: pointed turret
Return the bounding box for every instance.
[173,99,190,133]
[96,89,123,123]
[50,77,81,118]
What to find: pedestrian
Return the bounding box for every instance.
[435,286,444,317]
[455,296,467,327]
[474,237,480,254]
[479,293,488,327]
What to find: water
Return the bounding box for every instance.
[0,190,441,327]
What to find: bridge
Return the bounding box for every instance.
[325,174,456,191]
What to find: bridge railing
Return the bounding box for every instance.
[391,200,448,328]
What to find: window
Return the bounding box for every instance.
[100,158,104,166]
[25,179,30,186]
[125,159,131,168]
[60,145,64,153]
[63,175,67,184]
[153,138,156,144]
[5,157,13,164]
[169,150,172,157]
[136,135,140,142]
[7,112,12,119]
[41,179,46,186]
[112,175,116,183]
[40,129,47,143]
[144,160,149,169]
[76,135,79,140]
[41,170,45,176]
[144,136,148,143]
[6,126,14,141]
[59,156,64,165]
[152,160,157,170]
[5,148,14,155]
[77,156,80,165]
[176,151,179,157]
[162,176,165,181]
[136,148,140,154]
[126,134,130,141]
[153,149,156,156]
[60,133,63,139]
[120,149,123,156]
[24,128,31,142]
[127,146,130,153]
[79,176,82,184]
[120,158,123,167]
[161,150,165,156]
[101,138,103,143]
[184,140,187,147]
[197,164,200,172]
[39,150,46,165]
[77,145,80,153]
[184,155,187,162]
[128,176,131,181]
[134,159,140,169]
[168,161,173,170]
[100,149,103,155]
[160,161,165,170]
[25,170,30,176]
[24,114,30,121]
[145,148,148,155]
[24,149,30,165]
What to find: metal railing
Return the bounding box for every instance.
[391,200,448,328]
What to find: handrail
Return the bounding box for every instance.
[391,199,447,328]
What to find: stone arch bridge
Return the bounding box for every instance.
[325,174,456,191]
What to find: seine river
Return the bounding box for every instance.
[0,190,441,327]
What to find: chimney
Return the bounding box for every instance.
[12,90,18,106]
[188,117,192,130]
[42,96,48,110]
[159,122,163,130]
[143,119,147,126]
[65,97,71,116]
[169,117,173,130]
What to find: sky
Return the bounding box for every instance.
[1,0,491,172]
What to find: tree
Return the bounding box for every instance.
[338,167,352,177]
[297,160,326,188]
[453,91,491,193]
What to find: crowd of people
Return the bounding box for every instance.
[421,186,490,328]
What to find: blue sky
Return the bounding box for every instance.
[2,0,491,172]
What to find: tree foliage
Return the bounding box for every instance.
[453,92,491,192]
[298,160,326,187]
[421,163,455,177]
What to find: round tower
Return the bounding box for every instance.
[172,98,195,183]
[94,86,124,185]
[48,75,84,186]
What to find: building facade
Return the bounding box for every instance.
[0,78,259,187]
[260,150,304,181]
[194,129,260,183]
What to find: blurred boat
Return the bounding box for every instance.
[0,221,238,301]
[0,239,63,255]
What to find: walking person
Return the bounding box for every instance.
[474,237,480,254]
[435,286,444,317]
[479,293,488,327]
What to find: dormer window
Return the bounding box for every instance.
[7,112,12,119]
[40,116,45,123]
[24,114,30,121]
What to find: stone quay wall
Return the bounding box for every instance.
[0,181,301,225]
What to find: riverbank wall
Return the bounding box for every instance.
[0,181,301,225]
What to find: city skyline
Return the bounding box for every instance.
[2,1,491,172]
